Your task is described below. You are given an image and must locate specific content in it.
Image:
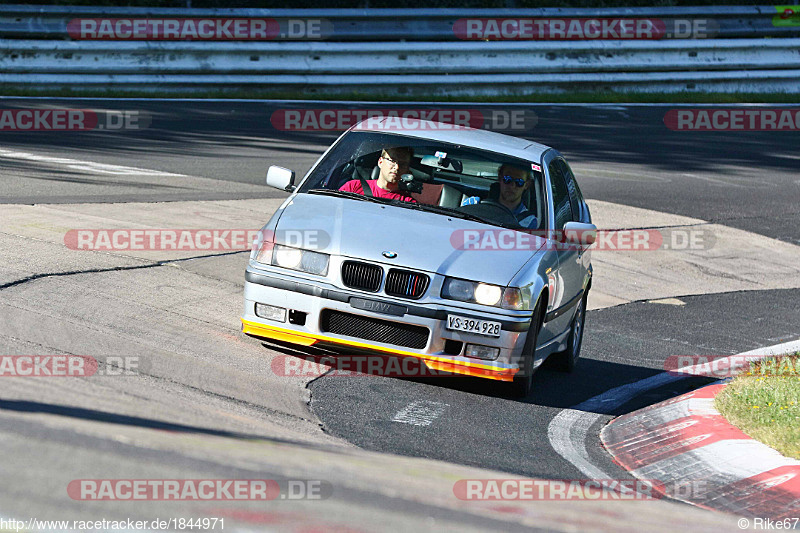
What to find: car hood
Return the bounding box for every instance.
[274,193,545,286]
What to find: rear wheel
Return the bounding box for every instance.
[510,301,543,398]
[554,293,587,373]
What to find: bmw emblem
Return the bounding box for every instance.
[382,251,398,259]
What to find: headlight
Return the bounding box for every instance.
[273,246,303,269]
[442,277,527,310]
[271,244,329,276]
[441,278,476,301]
[442,278,502,306]
[474,283,502,306]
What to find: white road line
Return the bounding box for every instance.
[0,148,187,177]
[648,298,686,306]
[547,371,685,480]
[392,400,448,427]
[680,172,776,189]
[547,338,800,480]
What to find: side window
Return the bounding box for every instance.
[548,160,573,230]
[558,159,587,223]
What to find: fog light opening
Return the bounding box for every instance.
[288,310,307,326]
[465,344,500,361]
[443,339,463,356]
[255,302,286,322]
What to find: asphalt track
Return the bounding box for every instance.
[1,98,798,531]
[310,288,800,479]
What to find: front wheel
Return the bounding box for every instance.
[510,301,542,398]
[554,293,587,373]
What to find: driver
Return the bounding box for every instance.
[462,163,537,228]
[339,147,417,203]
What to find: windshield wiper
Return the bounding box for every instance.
[307,189,388,204]
[308,190,518,229]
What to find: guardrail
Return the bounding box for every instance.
[0,5,798,95]
[1,39,799,95]
[1,4,798,40]
[2,40,797,74]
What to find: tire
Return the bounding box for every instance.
[510,301,543,398]
[554,293,587,373]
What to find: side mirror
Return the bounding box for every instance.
[562,222,597,246]
[266,166,296,191]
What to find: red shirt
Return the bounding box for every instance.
[339,179,416,203]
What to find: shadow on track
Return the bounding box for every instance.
[257,336,693,415]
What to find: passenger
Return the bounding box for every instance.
[462,163,537,228]
[339,147,417,203]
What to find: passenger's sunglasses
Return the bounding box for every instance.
[502,175,527,187]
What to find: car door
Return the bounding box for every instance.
[544,154,583,341]
[559,158,593,290]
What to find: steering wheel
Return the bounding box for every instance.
[456,199,521,228]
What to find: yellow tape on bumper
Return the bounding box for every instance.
[241,318,517,382]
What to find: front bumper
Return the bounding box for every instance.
[242,267,533,382]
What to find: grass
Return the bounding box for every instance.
[715,354,800,460]
[1,87,799,103]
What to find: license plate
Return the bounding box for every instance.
[446,315,501,337]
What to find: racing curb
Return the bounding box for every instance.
[600,382,800,520]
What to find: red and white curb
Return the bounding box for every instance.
[601,382,800,519]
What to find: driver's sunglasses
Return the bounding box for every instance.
[382,154,410,168]
[502,175,527,187]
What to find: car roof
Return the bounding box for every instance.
[350,118,552,162]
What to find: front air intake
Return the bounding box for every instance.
[385,269,430,300]
[320,310,429,349]
[341,261,383,292]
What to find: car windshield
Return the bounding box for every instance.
[297,131,545,230]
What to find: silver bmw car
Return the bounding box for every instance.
[242,118,595,396]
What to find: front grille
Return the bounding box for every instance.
[385,269,430,299]
[320,310,429,349]
[341,261,383,292]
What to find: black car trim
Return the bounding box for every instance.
[544,289,584,323]
[246,270,351,303]
[245,270,530,332]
